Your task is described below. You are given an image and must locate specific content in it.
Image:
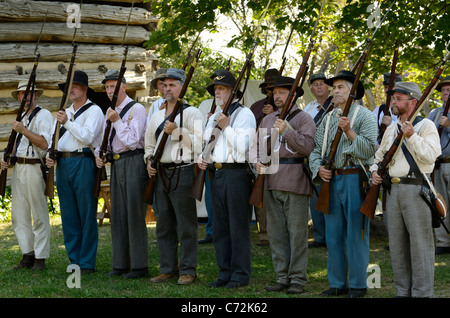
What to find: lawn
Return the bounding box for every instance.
[0,213,449,309]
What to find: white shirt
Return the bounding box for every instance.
[303,100,322,119]
[197,98,221,125]
[145,104,204,163]
[146,96,165,125]
[16,106,54,158]
[203,103,256,163]
[57,99,105,152]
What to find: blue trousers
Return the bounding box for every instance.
[310,182,326,244]
[56,157,98,270]
[326,173,370,289]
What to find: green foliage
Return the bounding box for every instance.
[0,186,12,222]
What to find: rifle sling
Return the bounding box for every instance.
[14,106,42,155]
[397,116,423,178]
[109,100,137,152]
[59,102,94,139]
[155,104,190,141]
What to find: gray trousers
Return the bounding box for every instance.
[154,164,198,276]
[433,162,450,247]
[385,183,435,297]
[265,190,309,286]
[110,153,149,270]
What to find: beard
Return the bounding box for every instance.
[164,92,175,102]
[215,97,224,107]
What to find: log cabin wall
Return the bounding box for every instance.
[0,0,160,149]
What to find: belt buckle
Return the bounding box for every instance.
[113,153,120,160]
[214,162,222,169]
[391,177,401,184]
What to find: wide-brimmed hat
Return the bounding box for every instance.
[11,80,44,100]
[309,72,327,85]
[150,68,167,89]
[206,70,242,97]
[161,68,186,84]
[258,68,279,89]
[383,72,402,86]
[436,75,450,92]
[102,69,126,84]
[266,76,304,97]
[58,70,95,97]
[387,81,422,101]
[325,70,365,100]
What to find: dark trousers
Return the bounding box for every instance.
[210,168,253,285]
[110,153,149,271]
[154,164,198,276]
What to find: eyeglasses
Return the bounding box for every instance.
[391,97,413,102]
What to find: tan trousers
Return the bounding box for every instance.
[11,163,50,259]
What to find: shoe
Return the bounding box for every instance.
[108,269,129,276]
[32,259,46,271]
[308,242,326,248]
[208,279,228,288]
[435,246,450,255]
[124,268,148,279]
[321,288,349,296]
[178,274,196,285]
[81,268,95,275]
[264,282,288,292]
[287,283,304,294]
[225,281,248,289]
[347,288,367,298]
[150,273,177,283]
[13,252,35,270]
[257,240,269,246]
[198,235,213,244]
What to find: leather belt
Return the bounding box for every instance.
[390,176,423,185]
[16,157,41,165]
[438,156,450,164]
[59,151,94,159]
[110,149,144,161]
[334,167,360,175]
[279,157,305,164]
[159,162,190,169]
[210,163,247,170]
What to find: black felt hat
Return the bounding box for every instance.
[324,70,365,100]
[266,76,304,97]
[58,70,95,98]
[206,70,242,97]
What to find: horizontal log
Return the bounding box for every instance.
[0,0,158,25]
[0,69,147,91]
[0,43,157,63]
[0,96,61,114]
[0,22,152,45]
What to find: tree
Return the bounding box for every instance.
[145,0,449,109]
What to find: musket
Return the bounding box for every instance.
[438,94,450,137]
[182,22,206,71]
[190,0,272,202]
[378,41,399,142]
[278,20,296,76]
[93,2,134,198]
[256,22,296,130]
[249,0,325,208]
[360,44,450,220]
[45,10,80,199]
[0,14,47,198]
[142,49,202,204]
[315,42,371,215]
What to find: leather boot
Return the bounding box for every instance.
[13,252,35,270]
[32,259,46,271]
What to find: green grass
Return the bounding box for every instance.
[0,215,449,301]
